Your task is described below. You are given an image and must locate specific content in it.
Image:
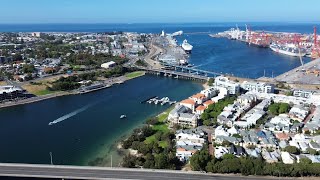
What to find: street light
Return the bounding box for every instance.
[49,152,53,165]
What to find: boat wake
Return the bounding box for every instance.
[48,103,95,126]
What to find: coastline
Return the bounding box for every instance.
[0,71,146,109]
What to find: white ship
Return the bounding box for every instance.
[181,39,193,54]
[270,44,306,57]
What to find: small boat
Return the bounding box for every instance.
[120,115,127,119]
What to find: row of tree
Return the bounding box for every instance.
[190,146,320,177]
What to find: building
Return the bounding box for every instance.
[180,99,196,112]
[293,89,313,99]
[241,81,275,93]
[214,76,240,95]
[101,61,116,69]
[288,105,309,122]
[168,104,197,127]
[281,152,295,164]
[190,93,206,104]
[175,128,206,161]
[0,85,30,102]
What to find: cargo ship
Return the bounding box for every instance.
[270,43,306,57]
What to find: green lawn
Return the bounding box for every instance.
[125,71,145,79]
[157,105,174,122]
[152,124,169,133]
[34,89,56,96]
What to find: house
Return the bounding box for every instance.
[262,150,279,163]
[293,89,313,99]
[230,144,246,157]
[214,76,240,95]
[176,145,201,162]
[288,105,309,122]
[180,99,196,112]
[200,87,217,99]
[215,136,241,146]
[281,152,296,164]
[195,105,206,115]
[215,146,229,159]
[168,105,198,127]
[275,133,290,141]
[270,114,292,126]
[203,100,214,107]
[309,141,320,151]
[241,81,275,93]
[190,93,206,104]
[214,126,229,139]
[176,128,206,144]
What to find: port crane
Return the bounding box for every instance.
[294,33,304,67]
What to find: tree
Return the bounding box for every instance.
[22,64,35,73]
[154,153,168,169]
[207,78,215,86]
[279,103,290,114]
[190,146,211,171]
[284,146,300,155]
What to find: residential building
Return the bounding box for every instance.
[281,152,295,164]
[241,81,275,93]
[214,76,240,95]
[293,89,313,99]
[101,61,116,69]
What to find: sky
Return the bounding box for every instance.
[0,0,319,24]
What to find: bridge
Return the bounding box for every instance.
[163,64,223,77]
[0,163,280,180]
[140,67,210,81]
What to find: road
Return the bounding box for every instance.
[0,163,295,180]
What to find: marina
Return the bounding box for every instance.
[145,96,176,106]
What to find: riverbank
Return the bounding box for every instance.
[0,70,146,109]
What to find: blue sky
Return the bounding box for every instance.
[0,0,319,23]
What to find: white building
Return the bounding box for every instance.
[241,81,275,93]
[281,152,295,164]
[101,61,116,69]
[214,76,240,95]
[293,89,313,99]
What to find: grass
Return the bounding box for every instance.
[33,89,56,96]
[157,105,174,122]
[125,71,145,79]
[153,124,169,133]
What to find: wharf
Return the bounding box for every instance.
[275,58,320,85]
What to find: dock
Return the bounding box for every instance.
[144,96,176,106]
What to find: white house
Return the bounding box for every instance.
[281,152,295,164]
[101,61,116,69]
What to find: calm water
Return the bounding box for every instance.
[0,75,203,165]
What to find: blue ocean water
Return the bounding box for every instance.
[0,22,316,78]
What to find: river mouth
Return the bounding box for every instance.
[0,75,203,165]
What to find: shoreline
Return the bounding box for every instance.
[0,71,146,109]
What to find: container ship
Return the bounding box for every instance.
[270,43,307,57]
[181,39,193,54]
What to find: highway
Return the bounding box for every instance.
[0,163,293,180]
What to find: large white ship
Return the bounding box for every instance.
[181,39,193,53]
[270,44,306,57]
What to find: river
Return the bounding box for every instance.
[0,75,203,166]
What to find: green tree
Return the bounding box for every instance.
[284,146,300,155]
[190,146,211,171]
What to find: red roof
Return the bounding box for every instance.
[203,100,214,106]
[196,105,206,111]
[180,99,196,105]
[276,133,290,140]
[191,93,206,99]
